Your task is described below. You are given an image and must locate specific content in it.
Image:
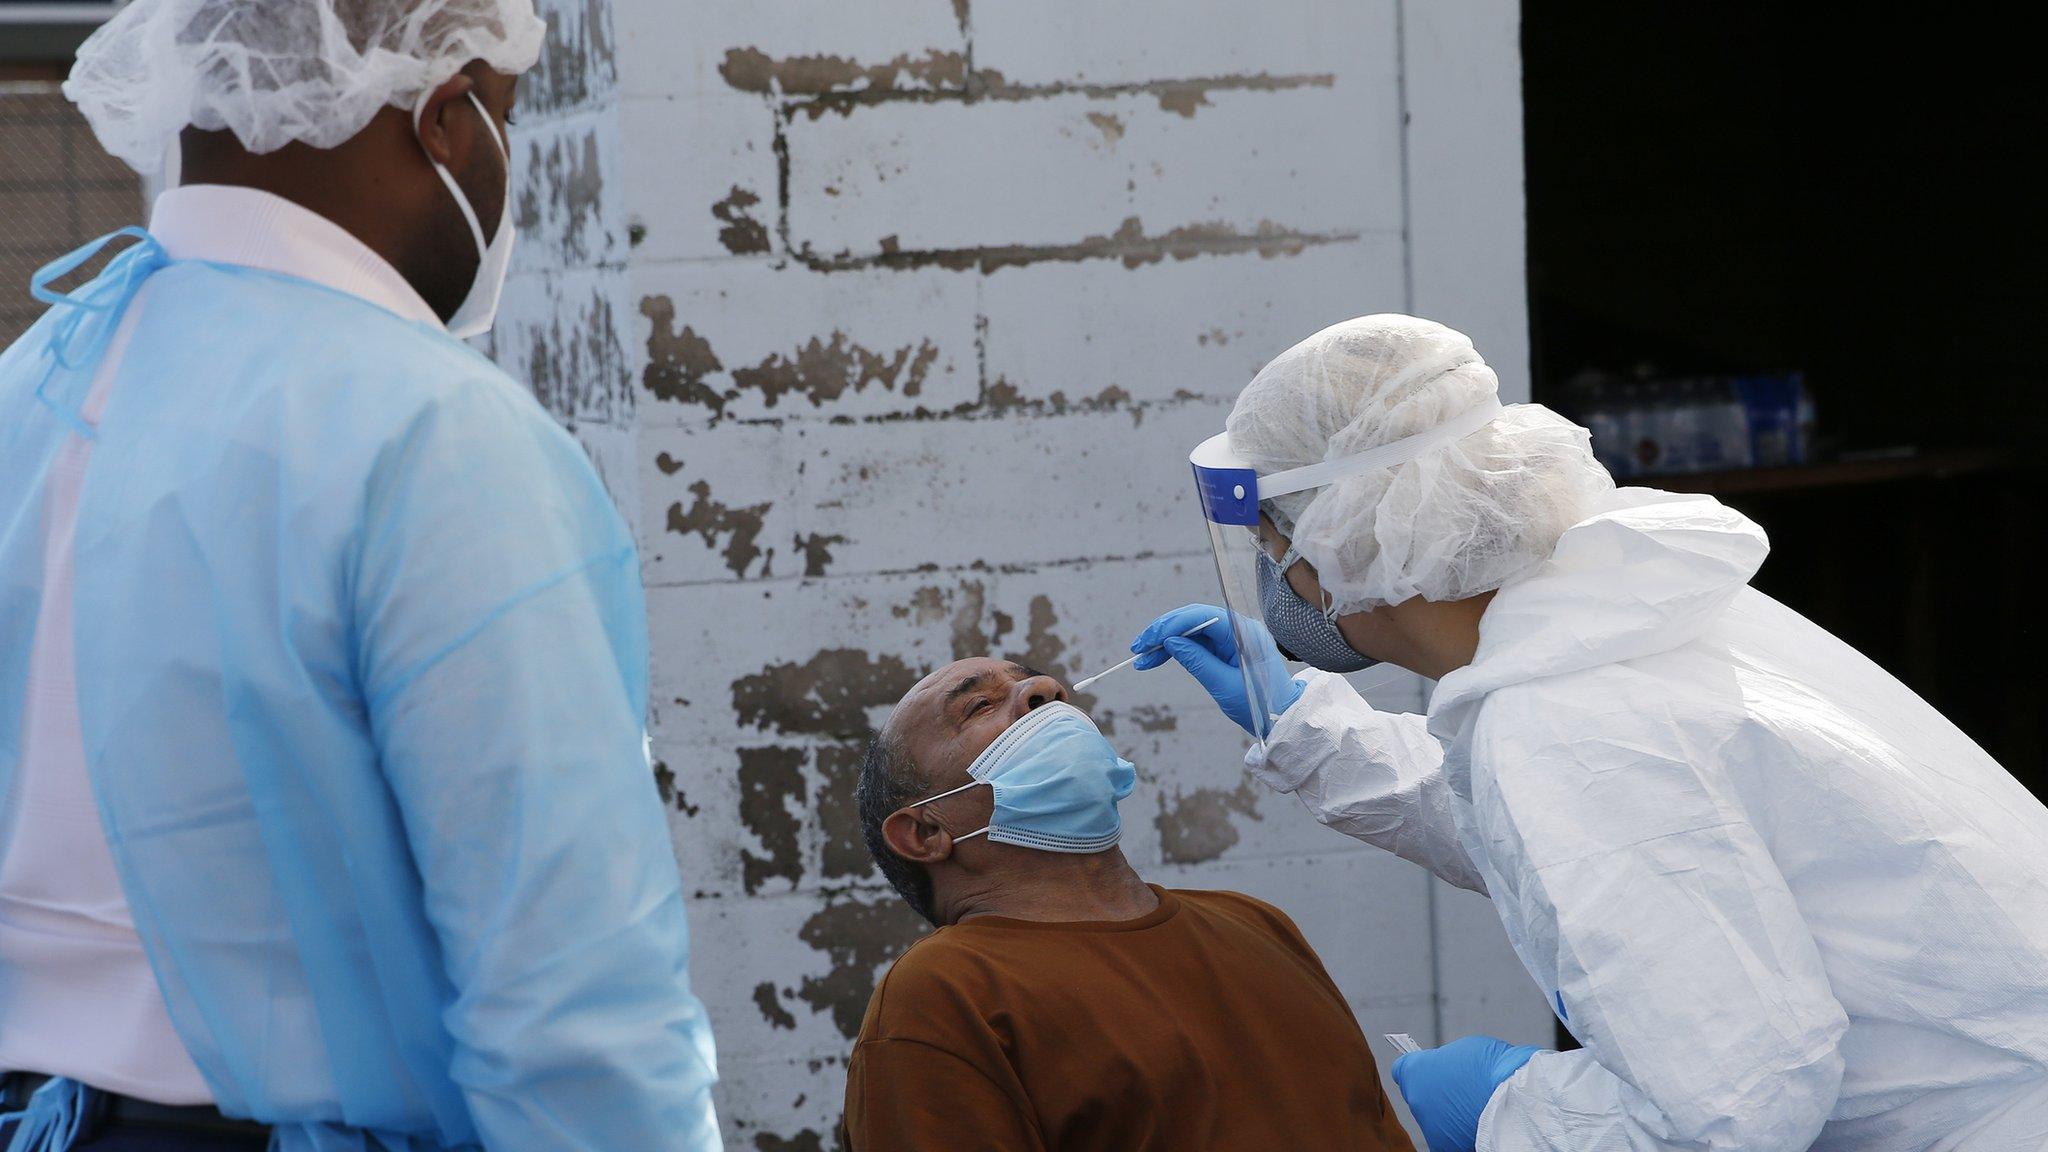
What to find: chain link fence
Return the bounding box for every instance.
[1,78,141,346]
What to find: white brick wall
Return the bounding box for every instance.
[501,1,1549,1145]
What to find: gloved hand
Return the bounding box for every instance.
[1391,1036,1545,1152]
[1130,604,1305,736]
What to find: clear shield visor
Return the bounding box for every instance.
[1190,433,1295,744]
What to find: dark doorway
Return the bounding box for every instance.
[1522,4,2043,794]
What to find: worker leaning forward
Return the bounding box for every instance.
[1139,313,2048,1151]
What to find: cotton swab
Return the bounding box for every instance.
[1071,615,1224,692]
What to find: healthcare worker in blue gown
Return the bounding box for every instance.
[0,2,718,1149]
[1137,315,2048,1151]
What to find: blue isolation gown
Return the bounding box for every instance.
[0,233,720,1151]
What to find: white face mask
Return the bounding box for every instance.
[414,89,514,339]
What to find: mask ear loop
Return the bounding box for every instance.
[414,89,496,262]
[903,780,992,843]
[1273,542,1343,624]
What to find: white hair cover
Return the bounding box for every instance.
[1227,314,1615,612]
[65,0,545,174]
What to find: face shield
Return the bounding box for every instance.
[1188,399,1504,740]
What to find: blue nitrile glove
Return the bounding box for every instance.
[1130,604,1305,736]
[1390,1036,1545,1152]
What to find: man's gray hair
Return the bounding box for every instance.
[856,726,938,924]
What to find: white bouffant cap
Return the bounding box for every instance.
[1228,314,1614,611]
[65,0,545,174]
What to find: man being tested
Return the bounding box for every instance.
[843,657,1414,1151]
[0,1,716,1147]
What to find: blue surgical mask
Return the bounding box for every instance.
[1258,549,1379,673]
[910,702,1136,853]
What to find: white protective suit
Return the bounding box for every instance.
[1250,487,2048,1150]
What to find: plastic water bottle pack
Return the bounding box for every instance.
[1561,369,1810,478]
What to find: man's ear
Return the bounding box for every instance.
[414,72,478,168]
[882,807,954,867]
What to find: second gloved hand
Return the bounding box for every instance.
[1130,604,1304,736]
[1391,1036,1545,1152]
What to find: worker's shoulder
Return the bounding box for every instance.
[151,265,597,514]
[1473,653,1758,759]
[163,261,536,413]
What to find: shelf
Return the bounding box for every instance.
[1647,448,2022,497]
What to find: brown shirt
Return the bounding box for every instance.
[843,886,1414,1151]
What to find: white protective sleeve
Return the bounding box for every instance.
[1246,669,1487,893]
